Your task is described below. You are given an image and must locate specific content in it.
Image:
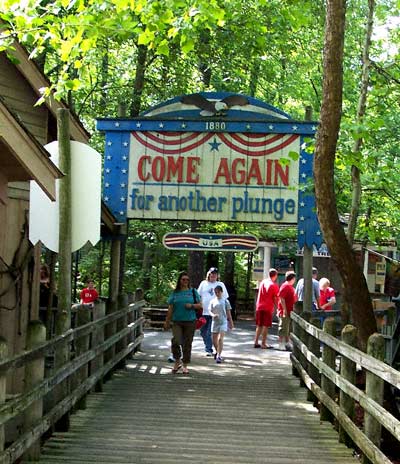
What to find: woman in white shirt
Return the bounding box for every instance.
[197,267,229,356]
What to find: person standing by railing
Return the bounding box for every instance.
[319,278,336,311]
[277,271,297,351]
[254,268,279,349]
[164,271,202,375]
[295,267,320,312]
[79,279,99,308]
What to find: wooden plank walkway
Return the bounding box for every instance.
[31,321,358,464]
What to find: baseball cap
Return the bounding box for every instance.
[209,267,218,273]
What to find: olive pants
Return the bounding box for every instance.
[171,321,196,364]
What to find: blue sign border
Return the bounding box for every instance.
[97,92,322,249]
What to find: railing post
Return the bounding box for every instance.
[308,316,321,405]
[116,293,128,369]
[104,298,117,381]
[24,321,46,460]
[320,317,336,422]
[134,288,144,351]
[92,300,106,392]
[291,306,301,378]
[54,312,71,432]
[301,311,311,391]
[0,337,8,453]
[75,305,91,410]
[339,324,357,446]
[362,333,385,464]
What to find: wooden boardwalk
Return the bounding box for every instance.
[31,322,358,464]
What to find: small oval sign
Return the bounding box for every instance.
[163,233,258,252]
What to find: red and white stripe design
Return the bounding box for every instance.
[132,131,298,157]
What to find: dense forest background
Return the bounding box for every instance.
[1,0,399,305]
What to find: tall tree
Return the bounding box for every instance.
[314,0,376,351]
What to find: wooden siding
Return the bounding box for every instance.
[0,54,48,144]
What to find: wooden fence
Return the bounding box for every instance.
[0,295,145,464]
[291,311,400,464]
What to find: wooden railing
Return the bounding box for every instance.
[291,311,400,464]
[0,295,145,464]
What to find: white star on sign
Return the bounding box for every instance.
[159,123,164,128]
[115,122,120,127]
[181,123,187,128]
[300,202,305,207]
[246,124,251,130]
[121,169,127,174]
[122,155,128,161]
[300,216,305,221]
[317,231,321,235]
[136,123,141,128]
[123,142,129,147]
[105,183,110,187]
[312,125,317,131]
[301,173,307,178]
[120,183,126,188]
[105,168,110,173]
[300,230,304,235]
[292,125,298,131]
[268,125,274,130]
[119,211,125,215]
[104,196,109,201]
[107,141,112,146]
[301,158,307,164]
[106,155,112,160]
[120,197,126,202]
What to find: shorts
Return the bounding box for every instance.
[255,310,272,327]
[278,316,291,338]
[211,320,228,333]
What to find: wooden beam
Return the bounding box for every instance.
[8,41,90,144]
[0,100,62,200]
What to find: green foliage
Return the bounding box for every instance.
[2,0,400,299]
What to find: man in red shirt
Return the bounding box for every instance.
[277,271,297,351]
[80,279,99,306]
[254,268,279,349]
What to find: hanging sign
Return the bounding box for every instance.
[162,232,258,252]
[97,92,322,249]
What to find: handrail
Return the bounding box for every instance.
[0,295,145,463]
[290,311,400,464]
[0,300,145,373]
[292,312,400,388]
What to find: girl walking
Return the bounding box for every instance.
[209,285,234,363]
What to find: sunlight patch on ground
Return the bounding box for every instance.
[282,400,317,413]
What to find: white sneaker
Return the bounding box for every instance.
[278,342,285,351]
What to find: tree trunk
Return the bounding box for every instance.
[130,45,147,117]
[346,0,375,246]
[314,0,376,351]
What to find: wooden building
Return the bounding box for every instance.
[0,41,109,396]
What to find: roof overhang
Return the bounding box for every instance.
[7,40,90,143]
[0,99,62,200]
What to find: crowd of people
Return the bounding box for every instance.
[164,266,335,374]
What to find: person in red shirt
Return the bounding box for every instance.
[80,279,99,306]
[254,268,279,349]
[277,271,297,351]
[319,278,336,310]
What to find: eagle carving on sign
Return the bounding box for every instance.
[181,94,249,116]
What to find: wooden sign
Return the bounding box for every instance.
[162,232,258,252]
